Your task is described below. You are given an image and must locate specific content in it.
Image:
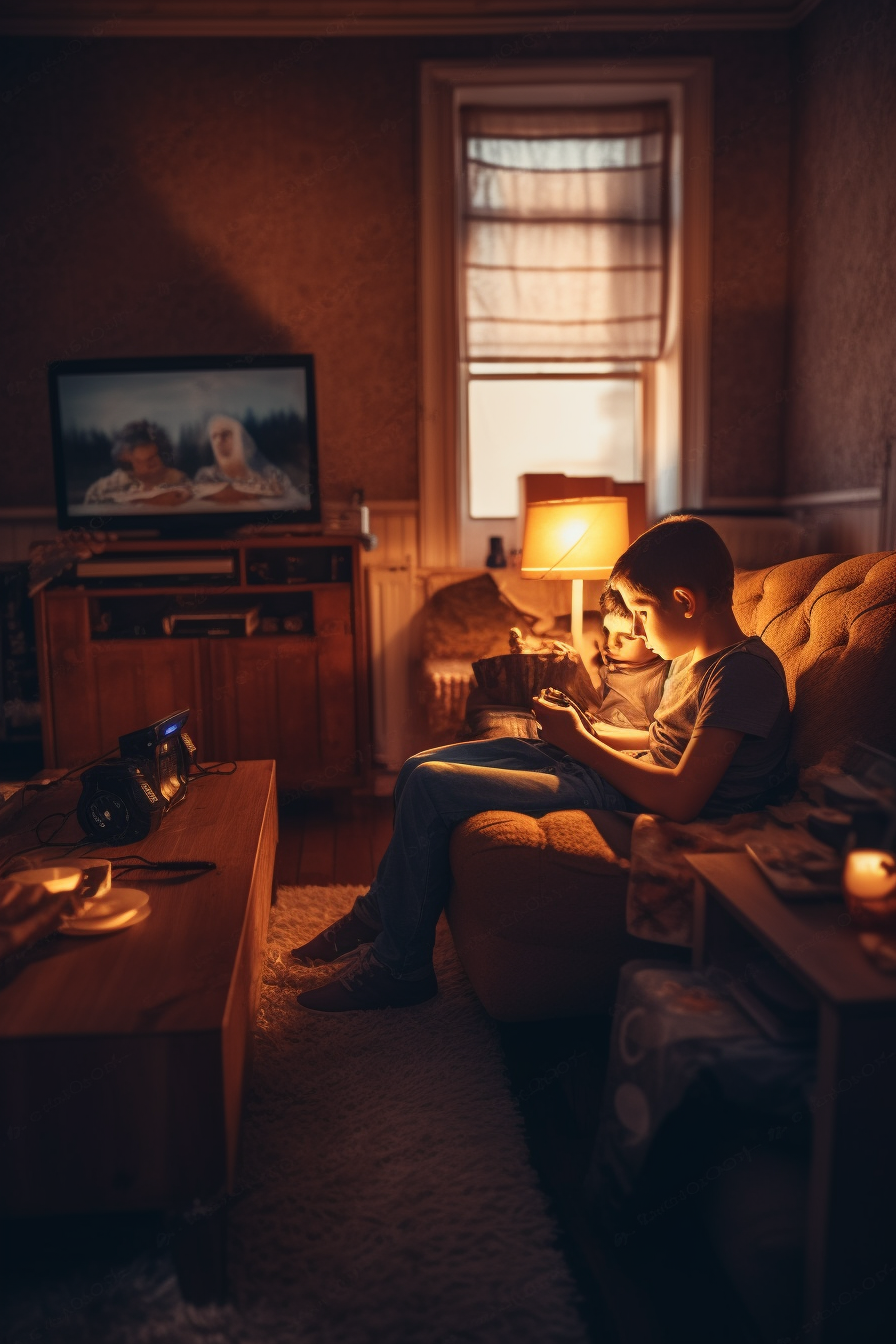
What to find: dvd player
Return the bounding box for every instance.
[162,609,260,637]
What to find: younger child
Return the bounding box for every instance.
[593,584,669,731]
[293,516,794,1013]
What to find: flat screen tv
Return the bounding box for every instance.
[48,354,320,535]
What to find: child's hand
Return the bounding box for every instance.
[531,693,588,754]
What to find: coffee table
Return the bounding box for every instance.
[688,852,896,1344]
[0,759,277,1302]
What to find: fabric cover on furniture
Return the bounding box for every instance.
[420,570,604,745]
[446,553,896,1021]
[420,573,529,744]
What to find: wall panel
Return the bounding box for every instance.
[784,0,896,501]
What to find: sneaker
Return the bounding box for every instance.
[290,908,379,966]
[296,946,438,1012]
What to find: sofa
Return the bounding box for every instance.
[445,552,896,1021]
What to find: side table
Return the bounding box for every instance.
[688,852,896,1344]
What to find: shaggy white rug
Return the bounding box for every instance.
[3,885,591,1344]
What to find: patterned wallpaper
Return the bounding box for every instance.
[1,30,793,509]
[784,0,896,498]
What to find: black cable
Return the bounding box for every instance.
[111,856,216,879]
[3,848,215,882]
[19,749,118,809]
[35,809,77,847]
[191,761,237,777]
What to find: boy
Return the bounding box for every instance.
[293,516,793,1013]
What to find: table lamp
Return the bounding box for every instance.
[520,496,630,657]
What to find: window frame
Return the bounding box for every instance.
[418,58,713,568]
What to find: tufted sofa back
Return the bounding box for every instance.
[733,552,896,769]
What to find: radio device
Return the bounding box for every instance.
[78,709,196,845]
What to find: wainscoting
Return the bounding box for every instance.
[784,447,896,554]
[785,488,889,555]
[364,500,420,772]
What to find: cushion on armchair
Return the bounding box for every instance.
[419,570,606,744]
[420,573,535,743]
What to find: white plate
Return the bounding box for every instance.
[59,904,151,937]
[59,887,150,935]
[10,866,84,893]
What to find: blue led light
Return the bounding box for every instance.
[164,723,178,735]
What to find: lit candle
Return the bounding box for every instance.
[843,850,896,901]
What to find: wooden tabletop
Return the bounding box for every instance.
[688,851,896,1008]
[0,760,277,1038]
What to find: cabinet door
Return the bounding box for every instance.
[207,640,320,790]
[91,640,205,754]
[43,595,101,765]
[43,595,205,767]
[315,589,359,784]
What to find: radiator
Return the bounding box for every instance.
[696,515,808,570]
[366,565,419,771]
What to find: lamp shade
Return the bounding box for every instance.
[520,496,629,581]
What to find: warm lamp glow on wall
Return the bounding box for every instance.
[520,496,629,654]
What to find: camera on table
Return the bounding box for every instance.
[77,709,197,845]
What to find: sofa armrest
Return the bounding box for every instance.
[446,808,680,1021]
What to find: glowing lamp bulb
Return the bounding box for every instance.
[558,519,589,549]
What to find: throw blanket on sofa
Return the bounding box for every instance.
[625,796,817,946]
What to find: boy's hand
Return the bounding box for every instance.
[532,693,589,755]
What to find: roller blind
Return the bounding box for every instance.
[461,104,668,361]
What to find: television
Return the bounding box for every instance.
[48,354,320,535]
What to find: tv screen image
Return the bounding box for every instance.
[48,355,320,533]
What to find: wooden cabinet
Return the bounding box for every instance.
[35,538,369,792]
[207,639,323,785]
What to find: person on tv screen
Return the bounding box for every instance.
[192,414,290,505]
[83,420,192,508]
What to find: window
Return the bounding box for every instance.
[459,101,667,523]
[418,61,713,567]
[467,362,642,518]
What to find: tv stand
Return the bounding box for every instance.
[35,536,370,792]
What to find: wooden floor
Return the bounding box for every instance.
[274,792,394,889]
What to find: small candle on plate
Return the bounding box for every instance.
[842,850,896,902]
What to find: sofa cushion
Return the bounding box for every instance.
[733,552,896,768]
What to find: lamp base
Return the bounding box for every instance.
[570,578,585,659]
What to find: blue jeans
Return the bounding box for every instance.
[352,737,630,978]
